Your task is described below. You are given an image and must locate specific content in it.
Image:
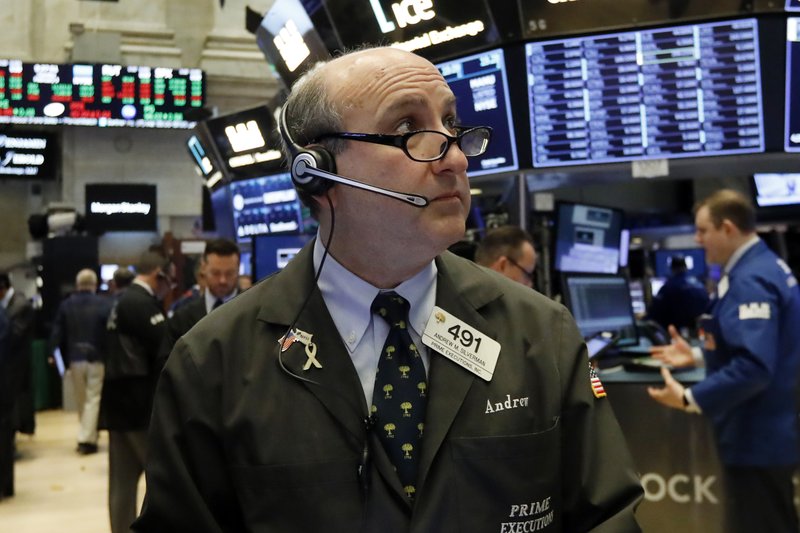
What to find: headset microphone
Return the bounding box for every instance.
[279,105,429,208]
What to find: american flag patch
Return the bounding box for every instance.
[278,330,297,352]
[589,364,607,399]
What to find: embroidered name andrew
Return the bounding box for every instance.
[485,394,529,414]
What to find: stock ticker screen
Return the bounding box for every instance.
[0,59,205,129]
[526,18,765,168]
[785,18,800,151]
[436,48,518,176]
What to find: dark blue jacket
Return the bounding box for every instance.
[49,290,112,365]
[691,240,800,466]
[647,272,710,331]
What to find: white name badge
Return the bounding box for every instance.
[422,306,500,381]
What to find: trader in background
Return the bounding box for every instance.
[159,238,240,367]
[49,268,112,455]
[135,46,642,532]
[648,189,800,533]
[101,251,171,533]
[0,273,34,442]
[474,225,537,288]
[646,254,710,334]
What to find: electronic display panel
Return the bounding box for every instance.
[554,202,623,274]
[752,173,800,207]
[210,185,236,240]
[526,18,765,168]
[521,0,778,39]
[252,233,312,280]
[562,274,638,345]
[318,0,499,62]
[85,183,157,232]
[436,48,517,176]
[653,248,707,278]
[256,0,332,89]
[0,60,204,128]
[229,172,313,243]
[186,135,217,177]
[785,18,800,151]
[201,105,286,180]
[0,130,58,180]
[788,0,800,12]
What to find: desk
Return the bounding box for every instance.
[599,366,726,532]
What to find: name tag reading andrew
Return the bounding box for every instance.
[422,306,500,381]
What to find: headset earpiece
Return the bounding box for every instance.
[279,105,336,196]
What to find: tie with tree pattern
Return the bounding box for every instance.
[370,291,428,501]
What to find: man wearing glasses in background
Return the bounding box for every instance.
[475,225,538,288]
[135,47,642,532]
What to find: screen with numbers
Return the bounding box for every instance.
[526,18,765,168]
[436,48,518,176]
[0,59,205,129]
[785,18,800,151]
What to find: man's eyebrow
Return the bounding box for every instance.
[380,94,458,118]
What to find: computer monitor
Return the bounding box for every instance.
[554,202,623,274]
[752,173,800,208]
[562,274,638,346]
[652,248,707,278]
[99,264,119,292]
[628,279,646,316]
[252,233,312,281]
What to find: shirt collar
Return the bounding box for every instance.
[724,235,760,274]
[313,237,438,353]
[1,287,14,309]
[133,278,154,296]
[205,288,237,314]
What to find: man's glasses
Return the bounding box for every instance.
[313,126,492,162]
[506,256,534,283]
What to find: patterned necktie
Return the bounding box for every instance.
[370,291,428,501]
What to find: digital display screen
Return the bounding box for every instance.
[526,18,765,168]
[785,18,800,151]
[252,233,312,280]
[85,183,157,232]
[200,105,286,180]
[0,130,58,180]
[0,59,204,128]
[653,248,707,278]
[521,0,770,39]
[229,172,314,243]
[562,274,638,344]
[436,48,518,176]
[555,203,623,274]
[318,0,499,62]
[256,0,332,88]
[753,173,800,207]
[788,0,800,12]
[210,185,236,240]
[186,135,217,177]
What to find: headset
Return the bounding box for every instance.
[278,104,429,207]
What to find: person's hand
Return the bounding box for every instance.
[647,367,686,410]
[650,325,694,368]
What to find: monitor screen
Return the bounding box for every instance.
[186,134,217,177]
[752,173,800,207]
[789,0,800,12]
[653,248,707,278]
[554,202,623,274]
[252,233,312,280]
[85,183,157,232]
[436,48,518,176]
[526,18,765,168]
[210,185,236,240]
[562,274,638,345]
[0,130,59,180]
[785,18,800,151]
[0,60,204,129]
[628,279,646,315]
[256,0,332,89]
[201,105,286,180]
[229,172,312,243]
[99,263,119,292]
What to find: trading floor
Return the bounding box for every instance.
[0,411,143,533]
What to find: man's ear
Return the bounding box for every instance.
[489,256,507,274]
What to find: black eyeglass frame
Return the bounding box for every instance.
[506,256,535,282]
[312,126,493,162]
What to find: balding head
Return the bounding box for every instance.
[76,268,98,291]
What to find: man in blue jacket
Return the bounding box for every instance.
[647,254,709,333]
[648,189,800,532]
